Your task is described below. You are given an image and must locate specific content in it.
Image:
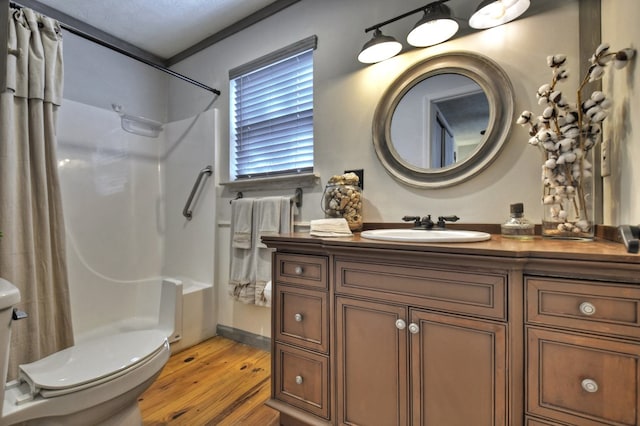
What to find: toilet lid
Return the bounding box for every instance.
[19,329,167,395]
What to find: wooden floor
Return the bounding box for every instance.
[139,336,279,426]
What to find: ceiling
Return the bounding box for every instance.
[18,0,563,67]
[21,0,298,63]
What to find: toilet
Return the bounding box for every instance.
[0,278,171,426]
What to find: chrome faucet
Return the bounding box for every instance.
[402,215,460,229]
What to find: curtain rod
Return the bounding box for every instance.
[8,1,221,95]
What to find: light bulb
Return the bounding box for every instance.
[469,0,530,29]
[358,29,402,64]
[484,2,506,20]
[358,40,402,63]
[407,19,459,47]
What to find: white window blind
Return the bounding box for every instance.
[230,36,316,180]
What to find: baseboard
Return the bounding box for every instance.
[216,324,271,351]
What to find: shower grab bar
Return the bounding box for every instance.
[183,165,213,220]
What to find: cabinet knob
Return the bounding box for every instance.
[395,319,406,330]
[581,378,598,393]
[295,375,304,385]
[294,313,303,322]
[408,323,420,334]
[294,266,303,275]
[579,302,596,316]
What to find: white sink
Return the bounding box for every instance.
[360,228,491,243]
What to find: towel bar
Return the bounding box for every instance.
[231,192,244,203]
[229,188,303,208]
[293,188,303,208]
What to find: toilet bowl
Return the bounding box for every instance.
[0,278,171,426]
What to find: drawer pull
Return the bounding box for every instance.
[581,378,599,393]
[294,313,303,322]
[395,319,406,330]
[408,323,420,334]
[295,375,304,385]
[294,266,303,275]
[579,302,596,316]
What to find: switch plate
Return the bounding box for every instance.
[601,139,611,177]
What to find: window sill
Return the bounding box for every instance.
[220,173,320,192]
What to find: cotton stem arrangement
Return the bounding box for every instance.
[516,43,634,234]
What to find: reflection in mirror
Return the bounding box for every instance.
[391,74,489,169]
[372,51,514,188]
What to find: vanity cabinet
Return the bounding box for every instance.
[525,276,640,426]
[335,258,508,426]
[270,253,331,422]
[264,233,640,426]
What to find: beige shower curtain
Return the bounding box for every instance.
[0,6,74,379]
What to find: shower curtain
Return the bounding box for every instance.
[0,6,74,379]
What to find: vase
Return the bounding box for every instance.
[540,148,595,240]
[322,183,363,231]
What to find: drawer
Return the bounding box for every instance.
[526,277,640,339]
[274,343,329,420]
[335,259,506,320]
[275,285,328,353]
[527,327,640,426]
[275,253,328,290]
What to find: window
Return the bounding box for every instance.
[230,36,317,180]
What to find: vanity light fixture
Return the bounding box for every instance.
[406,3,459,47]
[358,0,531,64]
[468,0,530,29]
[357,29,403,64]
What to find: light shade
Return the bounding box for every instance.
[406,3,459,47]
[468,0,530,29]
[358,29,403,64]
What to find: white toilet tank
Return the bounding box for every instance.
[0,278,22,419]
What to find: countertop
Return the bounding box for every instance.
[262,231,640,265]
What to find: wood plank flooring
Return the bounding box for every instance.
[139,336,279,426]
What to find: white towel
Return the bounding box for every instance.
[231,198,253,249]
[309,218,353,237]
[281,196,295,234]
[254,196,294,305]
[228,195,296,306]
[255,197,283,249]
[229,198,255,303]
[256,280,272,308]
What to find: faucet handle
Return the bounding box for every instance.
[402,216,422,227]
[619,224,639,253]
[437,215,460,228]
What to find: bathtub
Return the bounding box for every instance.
[169,279,216,353]
[72,278,182,344]
[70,275,214,352]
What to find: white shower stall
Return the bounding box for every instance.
[55,32,219,352]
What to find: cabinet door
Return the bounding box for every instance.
[410,309,507,426]
[336,297,409,426]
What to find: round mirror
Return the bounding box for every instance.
[373,51,514,188]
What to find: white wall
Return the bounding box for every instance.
[57,100,165,336]
[63,33,168,122]
[58,33,217,341]
[602,0,640,224]
[57,0,639,341]
[161,109,217,286]
[167,0,586,338]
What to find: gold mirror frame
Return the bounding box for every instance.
[372,51,515,188]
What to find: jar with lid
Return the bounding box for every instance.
[322,173,363,231]
[501,202,535,240]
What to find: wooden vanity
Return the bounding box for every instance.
[263,232,640,426]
